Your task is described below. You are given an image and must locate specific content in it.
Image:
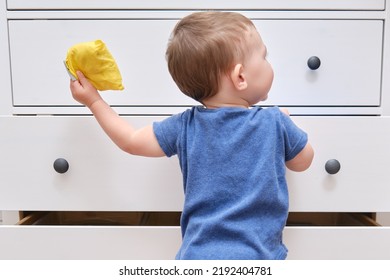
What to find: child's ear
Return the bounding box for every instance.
[230,64,248,91]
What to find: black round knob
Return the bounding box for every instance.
[307,56,321,70]
[325,159,341,175]
[53,158,69,174]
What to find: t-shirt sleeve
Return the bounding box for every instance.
[153,112,184,157]
[278,110,308,161]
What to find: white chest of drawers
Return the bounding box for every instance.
[1,0,390,259]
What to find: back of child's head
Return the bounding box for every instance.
[166,12,255,102]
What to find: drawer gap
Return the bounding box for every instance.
[20,211,181,226]
[17,211,380,226]
[287,212,379,226]
[17,211,49,225]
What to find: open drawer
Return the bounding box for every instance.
[0,211,389,259]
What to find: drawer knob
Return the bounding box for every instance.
[325,159,341,175]
[53,158,69,174]
[307,56,321,70]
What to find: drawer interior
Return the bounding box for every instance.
[17,211,380,227]
[287,212,380,226]
[17,211,181,226]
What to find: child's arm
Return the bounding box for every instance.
[286,143,314,172]
[70,71,165,157]
[279,107,314,172]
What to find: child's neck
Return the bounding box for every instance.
[202,91,250,109]
[202,74,252,109]
[202,102,249,109]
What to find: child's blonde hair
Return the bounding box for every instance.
[166,12,255,102]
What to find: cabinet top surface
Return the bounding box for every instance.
[6,0,386,11]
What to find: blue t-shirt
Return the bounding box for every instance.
[153,106,308,260]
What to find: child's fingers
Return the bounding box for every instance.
[76,71,90,87]
[76,70,85,80]
[69,78,82,91]
[76,70,96,91]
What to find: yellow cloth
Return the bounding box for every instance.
[65,40,124,91]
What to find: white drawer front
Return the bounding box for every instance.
[0,226,181,260]
[259,20,382,106]
[1,116,390,211]
[289,117,390,212]
[6,0,385,11]
[0,226,388,259]
[284,227,390,260]
[8,19,193,107]
[8,19,382,108]
[0,116,184,211]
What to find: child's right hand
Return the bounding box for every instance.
[70,71,102,108]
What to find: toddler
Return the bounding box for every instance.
[70,11,314,259]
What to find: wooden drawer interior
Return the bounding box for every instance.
[17,211,181,226]
[17,211,380,227]
[287,212,380,226]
